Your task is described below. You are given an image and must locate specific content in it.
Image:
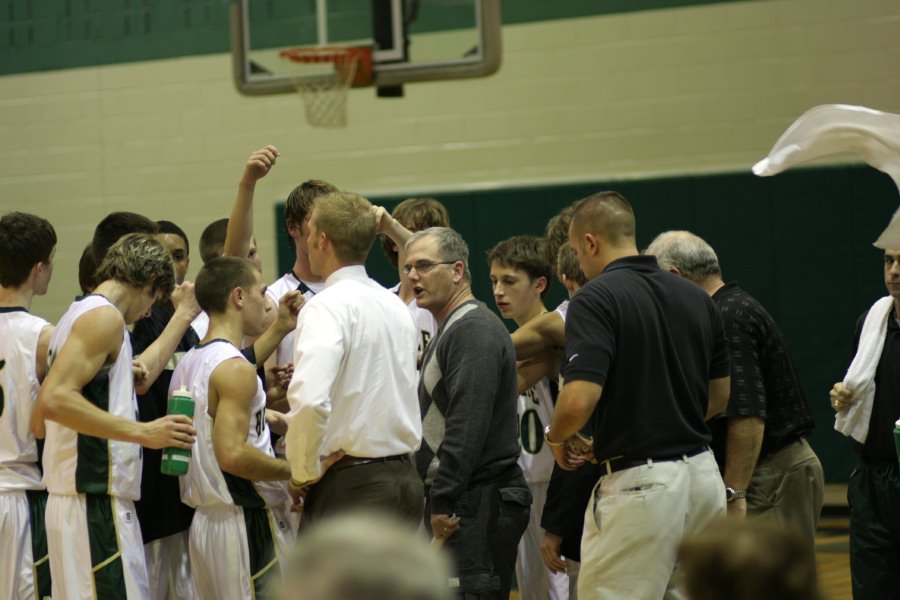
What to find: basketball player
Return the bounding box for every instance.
[36,233,197,600]
[488,235,568,600]
[0,212,56,600]
[376,198,450,366]
[220,146,338,403]
[172,256,299,600]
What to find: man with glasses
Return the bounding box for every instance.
[406,227,531,600]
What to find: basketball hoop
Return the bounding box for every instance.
[279,46,374,128]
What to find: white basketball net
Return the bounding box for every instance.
[291,52,360,128]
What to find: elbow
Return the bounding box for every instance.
[37,389,62,422]
[215,446,243,477]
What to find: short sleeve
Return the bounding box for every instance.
[560,290,615,386]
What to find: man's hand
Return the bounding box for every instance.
[240,145,279,186]
[288,449,345,512]
[830,382,853,412]
[540,532,568,574]
[132,358,149,388]
[265,408,289,436]
[550,435,592,471]
[371,205,393,234]
[727,497,747,519]
[171,281,201,320]
[275,290,304,335]
[430,513,461,541]
[138,414,196,450]
[269,364,293,390]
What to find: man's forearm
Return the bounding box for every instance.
[224,181,255,259]
[251,321,291,367]
[547,382,598,443]
[511,312,564,360]
[136,310,193,394]
[41,388,143,444]
[723,416,765,490]
[222,444,292,482]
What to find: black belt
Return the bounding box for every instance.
[331,453,409,472]
[601,446,709,475]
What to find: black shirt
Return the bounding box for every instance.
[852,307,900,463]
[707,283,815,468]
[131,304,199,543]
[562,256,730,461]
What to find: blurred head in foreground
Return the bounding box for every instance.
[678,519,821,600]
[278,512,453,600]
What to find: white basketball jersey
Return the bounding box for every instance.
[43,295,142,499]
[517,378,557,485]
[0,308,49,491]
[173,339,290,509]
[389,283,438,366]
[266,272,324,366]
[555,300,569,322]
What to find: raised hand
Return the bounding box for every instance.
[171,281,201,320]
[241,145,279,185]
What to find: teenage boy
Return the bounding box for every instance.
[488,235,567,600]
[36,233,197,599]
[172,256,297,600]
[0,212,56,600]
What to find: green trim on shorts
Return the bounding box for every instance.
[76,368,112,494]
[242,506,279,599]
[86,494,127,600]
[223,471,265,508]
[26,490,51,600]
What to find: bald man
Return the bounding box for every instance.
[545,191,731,600]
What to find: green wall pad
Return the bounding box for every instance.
[1,0,752,76]
[274,164,898,483]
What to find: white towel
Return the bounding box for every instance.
[752,104,900,249]
[835,296,896,443]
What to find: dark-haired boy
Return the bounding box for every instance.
[132,219,200,600]
[0,212,56,600]
[488,236,567,600]
[378,198,449,367]
[36,233,197,599]
[172,257,296,599]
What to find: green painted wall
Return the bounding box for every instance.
[274,165,898,483]
[0,0,754,75]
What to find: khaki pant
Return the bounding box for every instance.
[578,450,725,600]
[746,438,825,548]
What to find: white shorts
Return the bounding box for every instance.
[145,531,193,600]
[0,490,50,600]
[516,480,569,600]
[190,503,294,600]
[46,493,149,600]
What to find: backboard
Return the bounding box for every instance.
[230,0,501,96]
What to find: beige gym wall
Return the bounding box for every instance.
[1,0,898,321]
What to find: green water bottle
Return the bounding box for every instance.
[161,386,194,476]
[894,419,900,464]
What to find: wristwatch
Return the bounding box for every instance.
[725,487,746,502]
[543,425,565,448]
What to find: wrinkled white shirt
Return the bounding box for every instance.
[285,265,422,482]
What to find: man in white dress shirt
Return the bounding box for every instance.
[285,191,424,524]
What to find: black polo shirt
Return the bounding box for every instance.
[707,283,815,469]
[562,255,730,461]
[852,306,900,464]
